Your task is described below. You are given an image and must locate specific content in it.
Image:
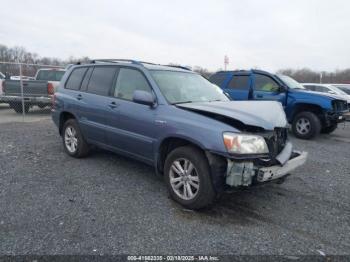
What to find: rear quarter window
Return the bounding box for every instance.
[65,67,88,90]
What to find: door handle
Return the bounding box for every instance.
[108,101,119,109]
[256,94,263,98]
[76,94,83,100]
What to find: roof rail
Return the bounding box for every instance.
[89,59,143,65]
[164,65,192,71]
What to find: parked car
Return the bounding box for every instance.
[2,68,65,113]
[302,83,350,105]
[0,72,4,103]
[52,59,307,209]
[209,70,349,139]
[331,84,350,95]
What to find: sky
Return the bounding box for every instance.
[0,0,349,72]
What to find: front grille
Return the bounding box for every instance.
[332,100,348,112]
[265,128,288,160]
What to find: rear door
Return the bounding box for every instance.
[224,73,252,100]
[105,67,158,162]
[252,73,286,105]
[75,66,118,144]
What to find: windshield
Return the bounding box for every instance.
[277,74,305,89]
[36,70,65,81]
[329,85,348,95]
[150,70,229,104]
[338,86,350,95]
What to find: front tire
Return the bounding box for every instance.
[164,146,216,209]
[62,119,90,158]
[292,111,321,139]
[321,124,337,134]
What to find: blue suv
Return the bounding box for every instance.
[52,60,307,209]
[209,70,349,139]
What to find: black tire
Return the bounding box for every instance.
[62,119,90,158]
[321,124,337,134]
[292,111,321,139]
[10,103,29,114]
[164,146,216,210]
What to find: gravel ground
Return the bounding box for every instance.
[0,119,349,256]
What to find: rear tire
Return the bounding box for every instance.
[292,111,321,139]
[321,124,337,134]
[10,103,29,114]
[164,146,216,210]
[62,119,90,158]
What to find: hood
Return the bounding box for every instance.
[294,89,349,102]
[177,101,287,131]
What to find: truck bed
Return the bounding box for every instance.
[3,80,49,97]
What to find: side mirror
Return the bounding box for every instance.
[278,85,287,92]
[328,90,336,94]
[132,90,155,106]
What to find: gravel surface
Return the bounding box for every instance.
[0,119,349,256]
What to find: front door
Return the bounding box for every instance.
[252,73,286,106]
[105,67,158,162]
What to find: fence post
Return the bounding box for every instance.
[18,62,25,121]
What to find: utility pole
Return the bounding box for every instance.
[224,55,229,71]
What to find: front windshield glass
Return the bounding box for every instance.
[150,70,229,104]
[338,86,350,95]
[329,85,348,95]
[277,74,305,89]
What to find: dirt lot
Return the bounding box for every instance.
[0,110,349,256]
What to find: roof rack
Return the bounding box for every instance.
[164,65,192,71]
[75,59,192,71]
[89,59,143,65]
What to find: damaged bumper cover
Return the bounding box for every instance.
[256,150,307,183]
[225,141,308,187]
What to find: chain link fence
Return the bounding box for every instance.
[0,61,65,122]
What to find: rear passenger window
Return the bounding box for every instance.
[87,67,117,96]
[114,68,152,101]
[65,67,88,90]
[228,75,250,90]
[209,73,227,87]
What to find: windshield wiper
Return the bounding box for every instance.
[172,101,193,105]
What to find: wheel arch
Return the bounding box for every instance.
[156,136,206,175]
[291,103,324,122]
[59,111,78,135]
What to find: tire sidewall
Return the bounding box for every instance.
[164,146,215,209]
[62,119,85,157]
[292,112,321,139]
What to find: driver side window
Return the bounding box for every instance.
[114,68,152,101]
[254,74,280,92]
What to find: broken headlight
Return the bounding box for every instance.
[223,132,269,154]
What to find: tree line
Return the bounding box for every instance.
[1,43,349,83]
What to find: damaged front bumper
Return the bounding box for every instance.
[256,151,307,182]
[225,142,307,187]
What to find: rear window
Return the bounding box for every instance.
[209,73,228,87]
[65,67,88,90]
[36,70,65,81]
[228,75,250,90]
[87,66,117,96]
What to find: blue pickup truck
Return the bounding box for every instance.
[209,70,349,139]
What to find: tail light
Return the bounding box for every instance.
[51,94,56,109]
[47,82,55,95]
